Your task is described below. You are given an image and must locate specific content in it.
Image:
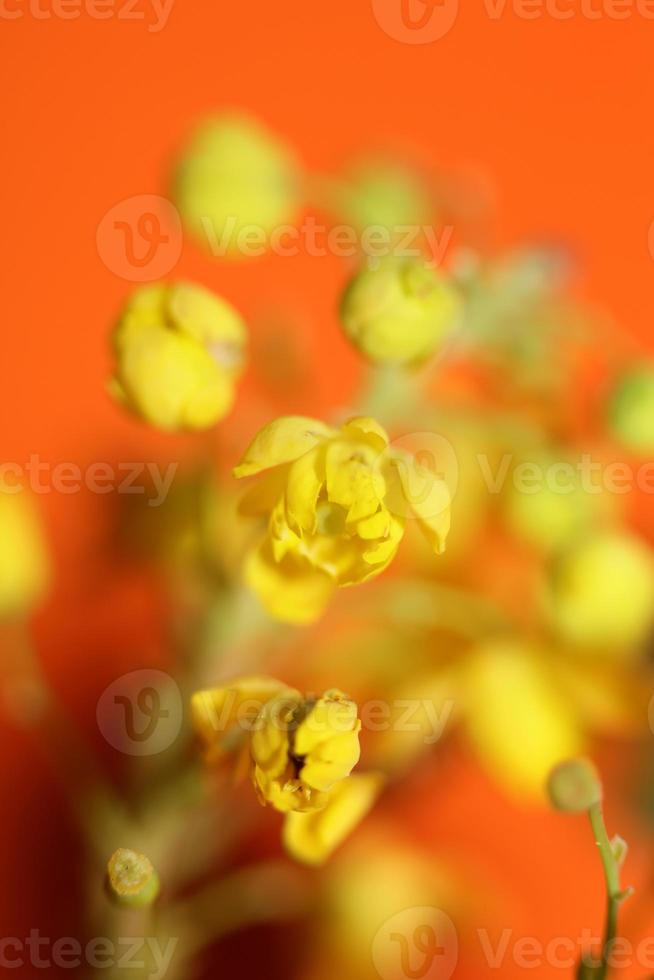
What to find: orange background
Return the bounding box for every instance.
[2,2,654,976]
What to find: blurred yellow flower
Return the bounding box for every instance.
[463,639,584,799]
[339,256,461,365]
[234,415,451,623]
[545,531,654,654]
[109,281,246,431]
[251,687,361,813]
[191,675,288,772]
[0,491,50,620]
[175,113,299,254]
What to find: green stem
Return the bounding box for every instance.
[587,802,626,979]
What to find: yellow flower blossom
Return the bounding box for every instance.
[608,365,654,455]
[339,256,461,365]
[251,687,361,813]
[234,415,451,623]
[0,491,50,620]
[109,281,247,431]
[192,677,379,865]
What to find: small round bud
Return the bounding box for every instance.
[608,365,654,455]
[107,849,160,908]
[174,113,299,255]
[341,158,431,235]
[547,759,602,813]
[544,531,654,654]
[340,256,461,366]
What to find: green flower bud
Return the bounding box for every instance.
[107,849,160,908]
[174,114,299,255]
[545,531,654,655]
[503,452,616,554]
[608,365,654,455]
[547,759,602,813]
[109,281,247,431]
[341,158,431,235]
[339,256,461,365]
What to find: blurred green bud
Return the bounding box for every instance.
[608,365,654,455]
[0,492,50,621]
[545,531,654,654]
[503,453,615,554]
[109,281,247,431]
[107,849,160,908]
[341,158,431,234]
[339,256,461,365]
[547,758,602,813]
[174,113,299,255]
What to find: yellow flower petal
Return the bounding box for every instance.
[191,676,288,764]
[285,445,325,533]
[387,450,451,554]
[283,773,384,867]
[234,416,334,478]
[245,540,336,625]
[464,641,583,800]
[340,416,389,451]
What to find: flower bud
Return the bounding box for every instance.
[109,281,247,431]
[547,759,602,812]
[0,491,50,620]
[341,158,431,235]
[608,365,654,455]
[106,849,160,908]
[339,256,461,365]
[545,531,654,654]
[174,113,299,255]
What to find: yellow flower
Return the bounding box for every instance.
[192,677,379,865]
[251,687,361,813]
[234,415,451,623]
[283,773,383,866]
[339,256,461,365]
[174,113,299,255]
[0,491,50,620]
[109,281,247,431]
[545,531,654,655]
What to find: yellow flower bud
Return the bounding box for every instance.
[608,365,654,455]
[174,113,299,255]
[106,849,160,908]
[251,688,361,813]
[109,282,247,431]
[547,758,602,813]
[339,256,461,365]
[545,532,654,654]
[234,415,451,623]
[0,491,50,620]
